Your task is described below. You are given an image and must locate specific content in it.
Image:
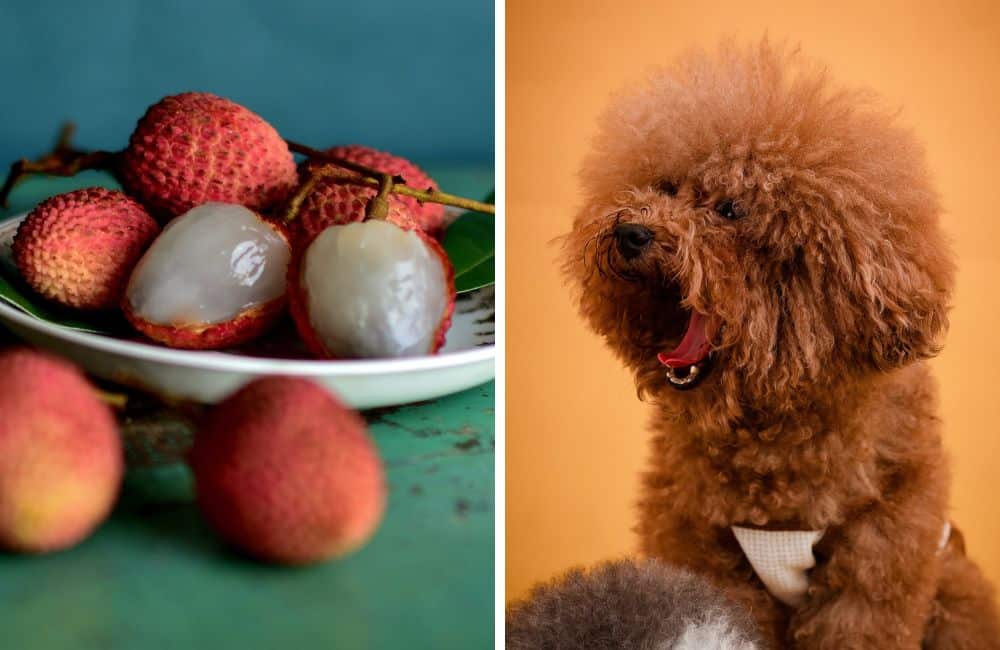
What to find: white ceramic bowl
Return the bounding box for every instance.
[0,215,495,408]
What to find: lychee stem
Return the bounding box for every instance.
[0,123,116,208]
[366,174,394,220]
[282,171,321,223]
[285,141,495,215]
[96,389,128,409]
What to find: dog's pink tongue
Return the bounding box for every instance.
[658,311,712,368]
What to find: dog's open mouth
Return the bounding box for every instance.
[657,311,714,389]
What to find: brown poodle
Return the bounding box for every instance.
[560,40,1000,648]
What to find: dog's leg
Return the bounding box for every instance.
[922,532,1000,650]
[786,498,945,648]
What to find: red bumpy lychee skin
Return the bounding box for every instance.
[122,299,287,350]
[119,92,298,219]
[293,167,418,247]
[326,145,447,236]
[189,377,386,565]
[12,188,160,311]
[0,348,122,553]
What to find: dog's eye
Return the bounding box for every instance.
[655,180,678,196]
[714,199,744,221]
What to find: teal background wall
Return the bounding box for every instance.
[0,0,494,165]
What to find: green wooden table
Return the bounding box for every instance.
[0,168,495,649]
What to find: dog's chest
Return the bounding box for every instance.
[693,425,882,528]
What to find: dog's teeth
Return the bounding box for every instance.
[666,363,700,386]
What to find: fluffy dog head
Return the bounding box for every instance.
[562,40,954,419]
[506,559,762,650]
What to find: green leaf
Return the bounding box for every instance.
[443,192,494,293]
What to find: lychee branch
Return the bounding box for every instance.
[0,123,116,208]
[283,165,395,223]
[285,141,406,184]
[285,141,495,216]
[0,125,496,219]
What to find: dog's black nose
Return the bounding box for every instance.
[613,223,654,259]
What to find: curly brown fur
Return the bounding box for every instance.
[506,558,762,649]
[561,39,1000,649]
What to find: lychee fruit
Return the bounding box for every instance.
[288,218,455,359]
[119,92,297,219]
[325,145,447,236]
[12,188,160,311]
[122,202,291,349]
[188,377,386,565]
[0,348,122,553]
[292,166,418,246]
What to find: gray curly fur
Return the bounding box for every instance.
[506,559,763,650]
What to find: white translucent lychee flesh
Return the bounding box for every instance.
[302,219,449,358]
[125,203,290,326]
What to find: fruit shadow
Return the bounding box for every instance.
[111,473,293,572]
[112,500,217,553]
[112,501,305,571]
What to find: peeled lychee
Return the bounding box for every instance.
[325,145,447,235]
[289,219,455,359]
[0,348,122,553]
[119,92,297,218]
[13,188,160,310]
[189,377,386,565]
[122,202,291,349]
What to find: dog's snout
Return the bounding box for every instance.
[614,223,654,259]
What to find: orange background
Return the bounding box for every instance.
[506,0,1000,603]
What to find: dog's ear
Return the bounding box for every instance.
[863,240,954,370]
